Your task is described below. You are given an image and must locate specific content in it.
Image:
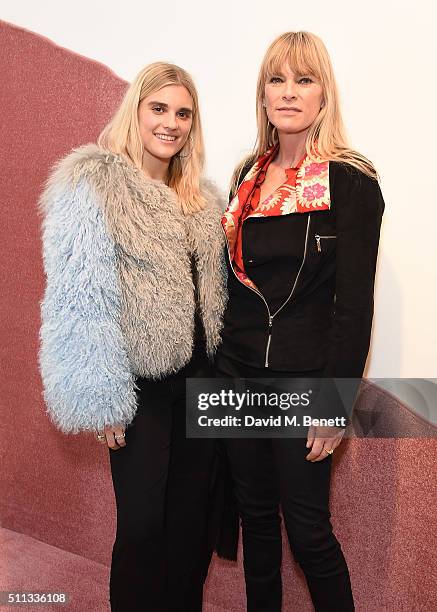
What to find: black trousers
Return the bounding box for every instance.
[216,352,355,612]
[108,362,216,612]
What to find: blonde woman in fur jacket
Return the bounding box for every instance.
[38,62,226,612]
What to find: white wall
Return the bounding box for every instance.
[2,0,436,378]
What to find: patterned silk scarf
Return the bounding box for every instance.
[222,144,331,290]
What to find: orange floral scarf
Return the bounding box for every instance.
[222,144,331,290]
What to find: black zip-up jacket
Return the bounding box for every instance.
[219,161,385,378]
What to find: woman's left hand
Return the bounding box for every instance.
[305,425,345,461]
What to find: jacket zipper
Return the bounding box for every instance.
[265,315,273,367]
[222,213,311,368]
[315,234,337,252]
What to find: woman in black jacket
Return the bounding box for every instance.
[216,32,385,611]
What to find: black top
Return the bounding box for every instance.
[218,161,385,378]
[176,254,209,377]
[242,213,308,312]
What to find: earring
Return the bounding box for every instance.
[175,135,193,159]
[268,123,278,146]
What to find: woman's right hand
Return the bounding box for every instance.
[95,425,126,450]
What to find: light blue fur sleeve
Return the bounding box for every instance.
[38,177,138,434]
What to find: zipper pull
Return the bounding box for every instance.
[315,235,321,252]
[268,316,273,329]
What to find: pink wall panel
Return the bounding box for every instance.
[0,19,127,565]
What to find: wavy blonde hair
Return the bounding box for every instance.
[231,31,378,194]
[98,62,205,214]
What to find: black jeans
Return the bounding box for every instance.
[108,362,215,612]
[216,352,355,612]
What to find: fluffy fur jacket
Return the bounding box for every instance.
[38,144,227,435]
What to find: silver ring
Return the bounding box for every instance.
[114,433,125,440]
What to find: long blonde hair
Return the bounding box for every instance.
[98,62,206,214]
[231,31,378,194]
